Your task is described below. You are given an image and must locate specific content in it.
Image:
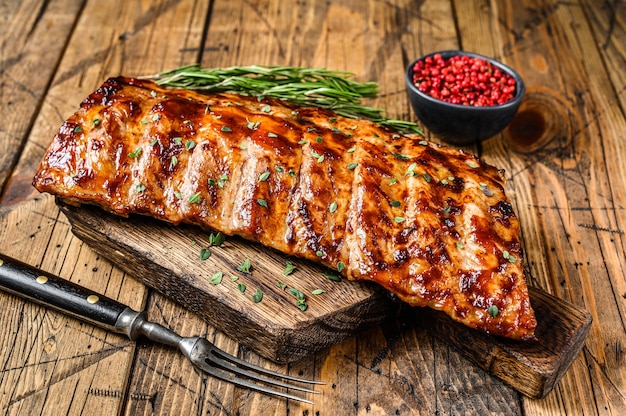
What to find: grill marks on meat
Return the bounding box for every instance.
[33,77,537,340]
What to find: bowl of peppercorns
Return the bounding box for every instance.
[405,50,525,145]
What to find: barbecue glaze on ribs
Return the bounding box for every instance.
[33,77,537,340]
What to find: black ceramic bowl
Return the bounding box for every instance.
[405,50,525,145]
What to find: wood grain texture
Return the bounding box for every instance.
[0,0,84,201]
[1,0,625,415]
[1,0,206,414]
[0,198,144,416]
[426,287,592,398]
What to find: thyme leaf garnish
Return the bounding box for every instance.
[210,272,223,285]
[128,148,142,158]
[288,288,308,311]
[283,261,296,275]
[237,258,252,273]
[323,272,341,282]
[252,289,263,303]
[200,248,212,260]
[209,232,225,247]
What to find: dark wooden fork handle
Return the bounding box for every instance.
[0,253,129,331]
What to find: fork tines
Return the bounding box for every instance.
[200,342,325,404]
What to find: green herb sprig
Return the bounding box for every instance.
[151,64,423,135]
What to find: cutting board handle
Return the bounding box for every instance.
[422,286,592,398]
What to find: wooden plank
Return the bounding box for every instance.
[0,0,210,415]
[425,287,591,398]
[0,0,83,199]
[0,200,143,415]
[0,1,140,415]
[568,2,626,414]
[452,0,626,414]
[582,0,626,111]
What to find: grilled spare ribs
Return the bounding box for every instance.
[33,77,537,340]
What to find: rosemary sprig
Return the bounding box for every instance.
[150,64,423,135]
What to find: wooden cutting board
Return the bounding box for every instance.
[59,200,592,398]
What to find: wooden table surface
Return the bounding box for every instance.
[1,0,625,415]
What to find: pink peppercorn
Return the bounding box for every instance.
[412,54,517,106]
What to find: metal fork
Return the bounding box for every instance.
[0,253,324,404]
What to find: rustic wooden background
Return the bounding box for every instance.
[1,0,625,415]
